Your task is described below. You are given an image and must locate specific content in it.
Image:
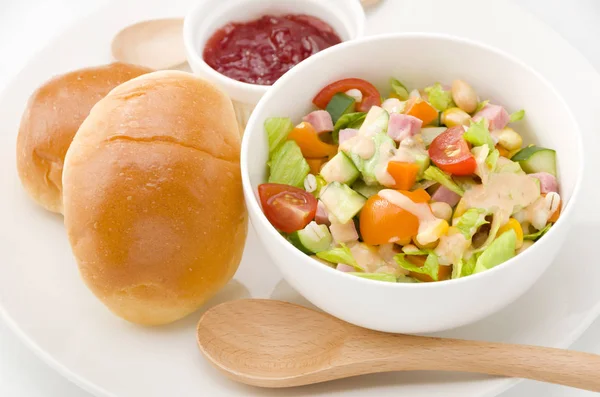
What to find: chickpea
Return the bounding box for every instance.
[441,107,471,127]
[430,201,453,222]
[451,79,478,113]
[496,127,523,151]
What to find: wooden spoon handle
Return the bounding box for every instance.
[349,334,600,392]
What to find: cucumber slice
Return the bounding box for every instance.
[288,222,333,254]
[320,182,367,224]
[359,106,389,135]
[352,180,383,198]
[511,146,557,176]
[320,152,360,185]
[414,152,431,180]
[346,132,396,186]
[326,93,356,124]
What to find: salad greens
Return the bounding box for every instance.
[258,76,561,284]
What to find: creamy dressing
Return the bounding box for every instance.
[340,134,376,159]
[349,242,385,273]
[518,192,561,231]
[461,172,540,226]
[375,136,427,187]
[379,189,444,246]
[435,232,470,266]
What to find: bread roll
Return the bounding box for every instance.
[62,71,247,325]
[16,62,152,213]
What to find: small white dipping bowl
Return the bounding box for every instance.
[241,33,584,334]
[183,0,365,130]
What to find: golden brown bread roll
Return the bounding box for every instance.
[16,62,152,213]
[62,70,247,325]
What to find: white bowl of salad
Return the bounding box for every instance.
[241,33,583,333]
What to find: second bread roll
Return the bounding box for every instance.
[63,71,247,325]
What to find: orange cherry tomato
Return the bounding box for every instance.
[313,78,382,112]
[405,99,439,126]
[428,126,477,176]
[287,122,337,158]
[406,255,452,282]
[359,189,431,245]
[386,161,420,190]
[258,183,317,233]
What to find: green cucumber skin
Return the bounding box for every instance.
[288,226,332,254]
[288,232,314,254]
[512,146,557,176]
[326,93,356,124]
[320,152,360,185]
[320,182,366,224]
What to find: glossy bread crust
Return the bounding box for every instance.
[62,71,247,325]
[16,62,152,213]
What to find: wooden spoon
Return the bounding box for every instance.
[197,299,600,391]
[111,0,381,70]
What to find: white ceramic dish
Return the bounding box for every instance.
[184,0,365,129]
[241,33,583,334]
[1,0,599,396]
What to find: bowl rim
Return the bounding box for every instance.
[240,32,585,289]
[183,0,366,103]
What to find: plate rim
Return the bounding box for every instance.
[1,1,600,396]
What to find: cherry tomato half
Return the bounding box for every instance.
[312,78,382,112]
[258,183,317,233]
[428,126,477,176]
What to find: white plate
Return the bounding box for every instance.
[0,0,599,396]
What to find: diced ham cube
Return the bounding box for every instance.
[387,113,423,143]
[303,110,333,134]
[315,200,330,226]
[330,221,359,244]
[431,185,461,207]
[472,104,509,131]
[529,172,558,193]
[338,128,358,145]
[336,263,355,272]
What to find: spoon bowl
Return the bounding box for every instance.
[112,18,185,70]
[197,299,600,391]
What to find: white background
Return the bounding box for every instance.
[1,0,599,396]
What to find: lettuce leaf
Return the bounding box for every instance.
[486,149,500,171]
[395,252,440,281]
[332,112,366,142]
[424,83,454,111]
[390,78,410,100]
[475,100,489,113]
[265,117,293,157]
[464,118,495,150]
[454,208,489,239]
[523,223,552,241]
[473,229,517,274]
[452,254,478,279]
[509,109,525,122]
[316,243,362,270]
[268,141,310,188]
[423,166,464,196]
[348,272,397,282]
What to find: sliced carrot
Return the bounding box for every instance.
[306,158,327,175]
[542,193,562,222]
[386,161,420,190]
[287,122,337,158]
[405,100,438,126]
[407,256,452,282]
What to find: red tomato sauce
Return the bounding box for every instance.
[203,14,342,85]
